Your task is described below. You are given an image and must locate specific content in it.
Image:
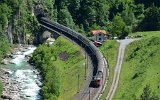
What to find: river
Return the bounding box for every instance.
[4,46,42,100]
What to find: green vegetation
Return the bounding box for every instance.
[35,0,160,38]
[0,0,39,44]
[141,85,159,100]
[0,36,10,98]
[1,0,160,99]
[1,0,160,43]
[114,31,160,99]
[129,31,160,38]
[111,15,126,38]
[99,40,120,100]
[0,36,10,61]
[32,36,86,100]
[0,81,3,96]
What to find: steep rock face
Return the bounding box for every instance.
[0,0,41,45]
[7,21,13,44]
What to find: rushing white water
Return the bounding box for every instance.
[15,70,41,99]
[10,46,42,100]
[12,47,36,65]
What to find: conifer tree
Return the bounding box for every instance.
[58,6,75,29]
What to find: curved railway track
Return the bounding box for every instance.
[37,16,109,100]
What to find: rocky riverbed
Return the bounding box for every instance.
[0,45,42,100]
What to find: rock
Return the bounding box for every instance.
[36,80,43,87]
[12,80,18,84]
[16,51,23,55]
[5,71,10,75]
[20,95,24,98]
[1,76,6,79]
[26,95,31,97]
[8,60,15,64]
[28,58,34,65]
[20,48,28,52]
[25,54,32,59]
[5,54,14,59]
[25,55,28,58]
[10,95,21,100]
[20,95,26,99]
[1,58,14,65]
[33,70,39,75]
[1,59,9,65]
[1,68,12,75]
[1,94,11,99]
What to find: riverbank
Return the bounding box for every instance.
[0,45,42,100]
[0,67,21,99]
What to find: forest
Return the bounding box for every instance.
[0,0,160,46]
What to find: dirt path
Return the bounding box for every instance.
[106,39,139,100]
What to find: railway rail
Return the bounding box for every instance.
[37,15,109,100]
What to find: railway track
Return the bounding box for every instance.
[37,16,109,100]
[75,59,107,100]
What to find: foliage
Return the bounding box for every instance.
[0,81,3,96]
[135,0,160,7]
[138,4,160,31]
[57,6,76,29]
[32,36,86,100]
[0,34,10,61]
[140,85,159,100]
[111,15,126,38]
[1,0,160,42]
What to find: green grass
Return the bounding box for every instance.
[114,31,160,99]
[99,40,120,100]
[52,37,86,100]
[32,36,86,100]
[129,31,160,38]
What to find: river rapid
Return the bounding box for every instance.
[4,45,42,100]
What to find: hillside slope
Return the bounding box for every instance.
[114,32,160,99]
[32,36,86,100]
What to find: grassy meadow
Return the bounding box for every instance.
[53,37,86,100]
[114,31,160,99]
[100,40,120,100]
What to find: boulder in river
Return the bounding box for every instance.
[36,80,43,87]
[1,93,11,99]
